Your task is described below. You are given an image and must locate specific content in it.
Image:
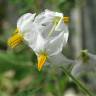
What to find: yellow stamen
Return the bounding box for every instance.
[64,16,69,24]
[37,54,47,71]
[7,29,23,48]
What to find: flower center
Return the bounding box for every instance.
[37,54,47,71]
[7,28,23,48]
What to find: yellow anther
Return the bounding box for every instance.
[37,54,47,71]
[7,29,23,48]
[64,16,69,24]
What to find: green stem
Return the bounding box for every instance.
[61,67,93,96]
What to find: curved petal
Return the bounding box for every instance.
[46,32,65,56]
[44,9,63,17]
[71,63,83,77]
[23,23,41,51]
[17,13,32,27]
[35,9,63,25]
[45,24,69,56]
[71,53,96,77]
[88,53,96,65]
[71,63,96,77]
[28,33,46,54]
[35,10,53,25]
[17,13,36,32]
[48,53,74,67]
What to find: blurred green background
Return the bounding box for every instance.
[0,0,96,96]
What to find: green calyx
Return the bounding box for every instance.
[79,50,89,63]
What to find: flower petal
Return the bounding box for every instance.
[17,13,36,32]
[71,52,96,77]
[48,53,74,67]
[46,24,69,56]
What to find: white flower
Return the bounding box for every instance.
[29,9,69,71]
[8,9,69,71]
[71,50,96,77]
[7,13,38,48]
